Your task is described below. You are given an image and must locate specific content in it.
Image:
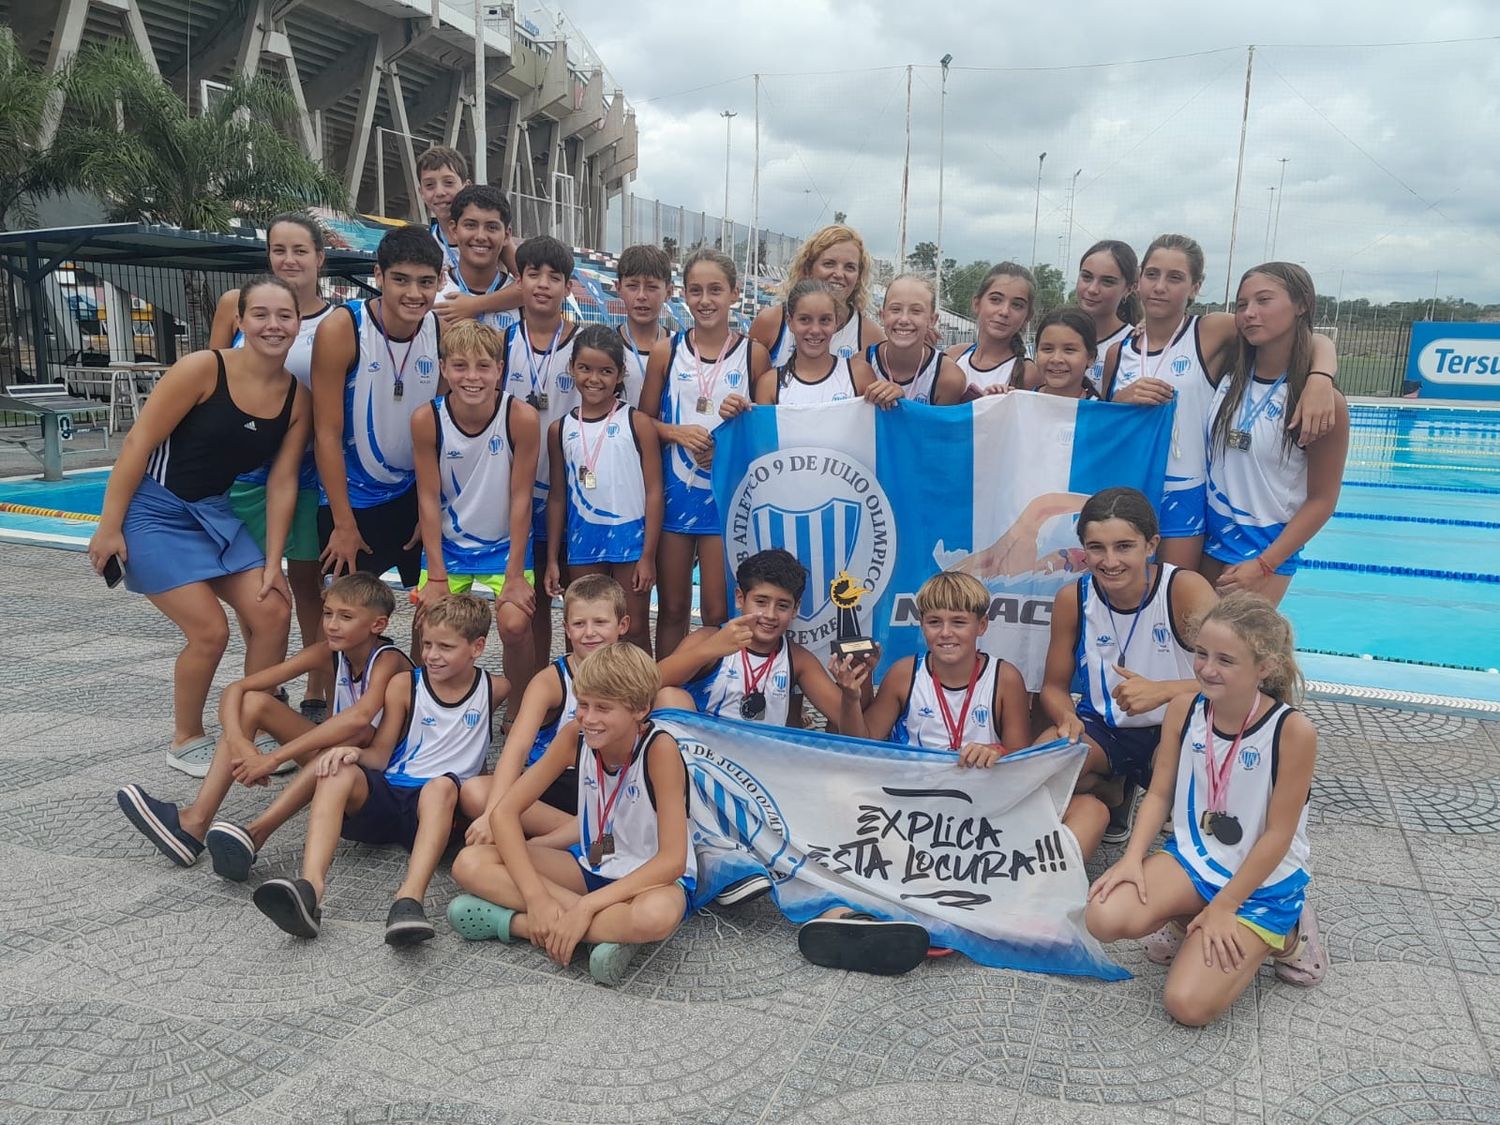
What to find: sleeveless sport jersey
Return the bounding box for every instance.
[385,667,492,787]
[1204,375,1308,570]
[428,219,461,275]
[431,393,519,574]
[769,307,865,367]
[774,354,858,405]
[891,652,1003,750]
[1170,694,1310,904]
[1073,564,1195,729]
[559,404,646,564]
[618,325,661,408]
[527,656,579,766]
[146,351,296,501]
[575,722,698,884]
[1108,316,1214,537]
[235,301,337,488]
[500,318,579,539]
[1089,321,1133,389]
[660,330,751,535]
[686,637,794,726]
[437,266,514,332]
[954,345,1019,391]
[868,343,942,405]
[332,638,410,724]
[332,300,441,509]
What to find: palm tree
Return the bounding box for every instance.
[52,41,348,347]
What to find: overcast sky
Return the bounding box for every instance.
[562,1,1500,305]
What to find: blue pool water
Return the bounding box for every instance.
[5,403,1499,696]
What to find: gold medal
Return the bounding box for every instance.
[580,467,597,490]
[696,395,713,414]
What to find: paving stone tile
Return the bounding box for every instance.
[1408,831,1500,899]
[1266,1066,1500,1123]
[1312,877,1448,966]
[1307,823,1423,891]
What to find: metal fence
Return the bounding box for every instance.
[609,193,803,277]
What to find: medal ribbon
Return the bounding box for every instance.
[525,321,564,404]
[1203,700,1256,815]
[577,401,620,483]
[1102,566,1155,669]
[692,329,738,407]
[739,645,777,700]
[622,324,658,391]
[372,298,417,397]
[591,750,630,852]
[1235,370,1289,441]
[1130,315,1186,455]
[934,656,984,751]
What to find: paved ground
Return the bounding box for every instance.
[4,540,1500,1123]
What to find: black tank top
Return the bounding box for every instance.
[146,351,297,501]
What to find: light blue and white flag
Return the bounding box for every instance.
[712,394,1174,688]
[656,708,1127,980]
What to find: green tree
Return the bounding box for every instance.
[1031,262,1069,316]
[662,235,679,261]
[906,241,937,272]
[52,42,347,346]
[942,259,992,316]
[833,210,847,225]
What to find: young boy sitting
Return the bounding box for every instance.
[614,244,673,407]
[460,573,630,847]
[447,642,694,986]
[116,573,410,881]
[251,594,508,945]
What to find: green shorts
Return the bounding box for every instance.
[228,481,321,562]
[414,569,535,600]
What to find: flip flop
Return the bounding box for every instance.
[797,913,930,976]
[447,894,514,942]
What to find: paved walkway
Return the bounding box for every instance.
[3,541,1499,1123]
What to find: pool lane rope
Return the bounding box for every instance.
[0,502,99,522]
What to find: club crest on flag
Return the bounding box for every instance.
[752,498,861,619]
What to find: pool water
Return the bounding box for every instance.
[5,404,1499,699]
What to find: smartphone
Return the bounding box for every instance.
[102,555,124,588]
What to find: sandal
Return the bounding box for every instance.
[1143,921,1186,965]
[1273,901,1327,986]
[164,734,218,778]
[447,894,515,942]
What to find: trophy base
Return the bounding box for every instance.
[832,636,876,658]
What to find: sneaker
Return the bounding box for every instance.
[252,877,322,939]
[164,734,218,778]
[447,894,514,942]
[588,942,638,986]
[796,913,930,976]
[1101,782,1141,846]
[1274,901,1328,987]
[1143,921,1186,965]
[116,785,204,867]
[712,873,773,908]
[299,699,328,724]
[384,897,436,946]
[205,821,257,882]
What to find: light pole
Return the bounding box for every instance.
[1271,156,1289,257]
[1065,167,1081,271]
[935,53,952,312]
[720,110,737,250]
[472,0,487,182]
[1263,186,1275,258]
[1030,152,1047,269]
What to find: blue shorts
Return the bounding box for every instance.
[341,767,462,850]
[1203,509,1301,576]
[1080,712,1161,789]
[567,842,697,907]
[1159,483,1207,538]
[122,477,264,596]
[1164,835,1307,948]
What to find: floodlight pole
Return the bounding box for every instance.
[1223,45,1255,309]
[721,110,737,250]
[1065,167,1081,272]
[1271,156,1288,257]
[472,0,487,181]
[1030,152,1047,269]
[935,53,952,310]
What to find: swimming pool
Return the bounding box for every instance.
[6,401,1499,704]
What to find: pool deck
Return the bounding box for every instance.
[5,541,1500,1122]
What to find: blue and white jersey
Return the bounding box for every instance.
[1108,316,1214,537]
[431,393,521,575]
[868,343,941,405]
[326,300,441,509]
[332,638,409,724]
[1073,564,1194,729]
[527,656,579,766]
[1205,376,1307,569]
[235,300,337,489]
[891,653,1002,749]
[437,266,514,331]
[774,355,857,405]
[1168,694,1309,931]
[618,325,660,409]
[770,307,865,367]
[954,345,1018,390]
[660,330,751,535]
[576,723,697,885]
[428,218,461,275]
[686,637,794,726]
[385,667,492,788]
[559,404,646,564]
[500,318,578,540]
[1088,321,1133,390]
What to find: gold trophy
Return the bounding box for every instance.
[830,571,876,657]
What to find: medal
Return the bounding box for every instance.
[690,329,737,420]
[536,392,549,411]
[1228,429,1251,451]
[587,750,631,869]
[736,645,778,721]
[1200,811,1244,845]
[587,838,603,866]
[1102,566,1155,670]
[372,298,419,404]
[576,400,618,498]
[580,467,597,490]
[526,392,539,408]
[1202,699,1259,848]
[1230,370,1289,453]
[934,655,984,751]
[740,690,766,720]
[393,381,404,401]
[696,395,713,414]
[523,320,564,414]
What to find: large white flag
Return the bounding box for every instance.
[711,394,1174,688]
[657,709,1128,980]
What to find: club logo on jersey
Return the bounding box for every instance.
[727,447,895,650]
[463,709,482,729]
[1171,356,1191,375]
[1153,623,1170,649]
[837,345,855,359]
[1239,748,1261,770]
[971,705,990,729]
[488,435,504,455]
[558,374,575,392]
[725,368,744,388]
[772,671,790,693]
[1266,401,1283,420]
[417,357,436,379]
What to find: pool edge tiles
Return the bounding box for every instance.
[1302,652,1500,716]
